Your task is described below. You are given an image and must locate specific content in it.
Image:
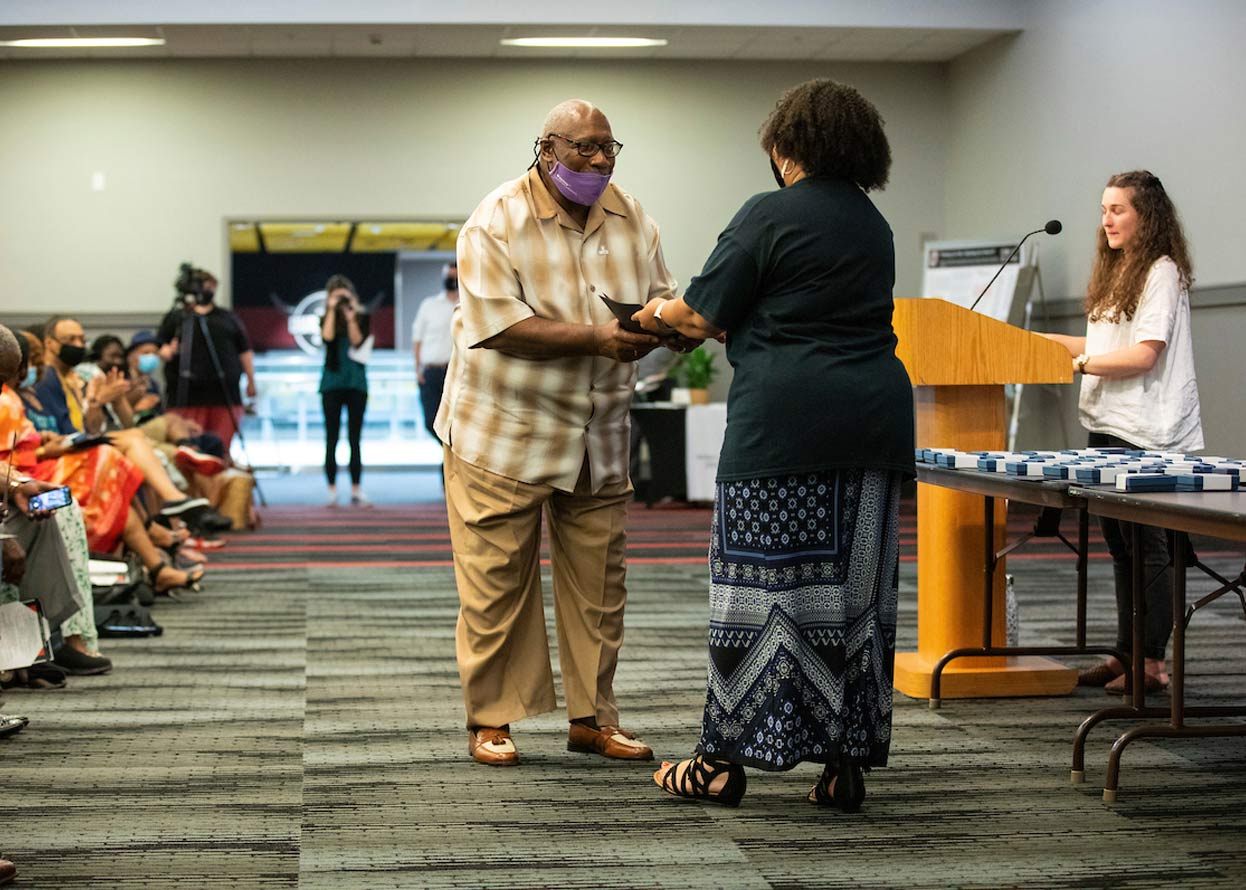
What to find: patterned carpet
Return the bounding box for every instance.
[4,492,1246,888]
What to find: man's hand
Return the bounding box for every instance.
[13,479,59,519]
[2,538,26,584]
[593,319,661,363]
[246,378,258,400]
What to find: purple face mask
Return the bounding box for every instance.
[548,160,612,207]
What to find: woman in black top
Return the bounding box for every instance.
[636,79,914,810]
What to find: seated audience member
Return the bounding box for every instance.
[80,331,228,520]
[0,324,110,677]
[125,330,166,420]
[33,316,215,521]
[11,330,205,595]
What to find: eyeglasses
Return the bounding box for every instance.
[546,133,623,159]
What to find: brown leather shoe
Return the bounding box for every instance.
[1078,662,1123,687]
[467,727,518,766]
[567,722,654,760]
[1105,672,1167,696]
[0,857,16,886]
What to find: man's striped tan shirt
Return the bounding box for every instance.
[434,168,678,493]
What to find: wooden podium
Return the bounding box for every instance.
[891,298,1078,700]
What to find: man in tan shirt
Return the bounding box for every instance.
[436,99,693,766]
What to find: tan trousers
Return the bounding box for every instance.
[443,446,631,730]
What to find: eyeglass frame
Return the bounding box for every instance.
[543,132,624,160]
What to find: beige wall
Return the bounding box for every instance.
[946,0,1246,299]
[0,57,949,320]
[947,0,1246,455]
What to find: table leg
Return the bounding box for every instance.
[1075,508,1089,648]
[1130,521,1147,712]
[1172,532,1186,730]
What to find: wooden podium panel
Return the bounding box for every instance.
[891,300,1076,700]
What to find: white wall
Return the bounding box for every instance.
[947,0,1246,455]
[0,57,949,319]
[945,0,1246,299]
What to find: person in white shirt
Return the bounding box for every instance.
[411,262,458,440]
[1043,170,1201,696]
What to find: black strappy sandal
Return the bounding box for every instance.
[656,754,747,808]
[150,564,204,598]
[809,753,866,812]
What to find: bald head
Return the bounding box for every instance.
[0,324,19,384]
[541,99,607,137]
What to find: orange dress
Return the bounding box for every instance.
[0,385,143,552]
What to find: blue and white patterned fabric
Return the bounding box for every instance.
[696,469,902,771]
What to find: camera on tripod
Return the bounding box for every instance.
[174,262,215,306]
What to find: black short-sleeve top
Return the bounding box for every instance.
[682,177,915,482]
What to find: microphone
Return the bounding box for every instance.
[967,220,1062,313]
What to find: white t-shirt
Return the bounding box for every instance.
[410,293,457,367]
[1079,256,1203,452]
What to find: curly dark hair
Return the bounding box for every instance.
[759,79,891,191]
[89,334,124,364]
[1085,170,1193,322]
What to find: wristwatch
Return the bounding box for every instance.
[653,300,674,334]
[1074,353,1089,373]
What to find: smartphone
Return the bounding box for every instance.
[28,486,73,512]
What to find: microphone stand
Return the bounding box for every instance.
[968,228,1045,314]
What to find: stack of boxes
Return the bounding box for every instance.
[916,447,1242,493]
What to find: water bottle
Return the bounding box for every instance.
[1005,573,1020,647]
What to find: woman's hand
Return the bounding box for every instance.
[88,367,129,404]
[12,479,59,519]
[633,296,724,341]
[1,538,25,583]
[632,298,671,335]
[39,436,72,459]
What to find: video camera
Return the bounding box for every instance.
[174,262,216,306]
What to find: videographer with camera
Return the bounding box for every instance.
[157,265,257,455]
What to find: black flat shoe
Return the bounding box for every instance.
[52,647,112,676]
[656,754,747,808]
[810,753,866,813]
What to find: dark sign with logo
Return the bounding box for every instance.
[231,253,396,353]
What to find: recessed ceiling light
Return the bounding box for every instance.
[0,37,166,48]
[500,37,667,49]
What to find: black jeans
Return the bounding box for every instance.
[1087,431,1181,660]
[323,388,368,485]
[419,365,447,441]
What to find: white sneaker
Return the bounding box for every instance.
[350,493,373,509]
[326,490,339,508]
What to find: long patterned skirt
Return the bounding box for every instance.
[696,468,902,771]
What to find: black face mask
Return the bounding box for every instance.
[443,276,458,292]
[770,158,786,189]
[57,342,86,367]
[195,289,215,306]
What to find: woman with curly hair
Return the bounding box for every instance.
[634,78,914,809]
[1044,171,1201,696]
